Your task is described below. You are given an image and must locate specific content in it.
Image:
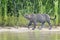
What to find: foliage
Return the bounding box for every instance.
[0,0,59,27]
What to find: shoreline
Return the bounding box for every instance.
[0,27,60,33]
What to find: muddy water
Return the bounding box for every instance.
[0,31,60,40]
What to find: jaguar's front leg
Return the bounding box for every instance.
[32,21,36,30]
[28,21,32,29]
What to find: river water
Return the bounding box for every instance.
[0,30,60,40]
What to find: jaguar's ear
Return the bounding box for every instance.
[28,15,31,18]
[24,14,26,16]
[24,14,28,17]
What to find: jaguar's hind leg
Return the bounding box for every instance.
[47,21,52,30]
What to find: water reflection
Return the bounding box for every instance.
[27,31,59,40]
[28,31,36,40]
[0,31,60,40]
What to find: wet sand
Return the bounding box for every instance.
[0,27,60,33]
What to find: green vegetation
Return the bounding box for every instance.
[0,0,60,27]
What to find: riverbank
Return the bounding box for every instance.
[0,26,60,33]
